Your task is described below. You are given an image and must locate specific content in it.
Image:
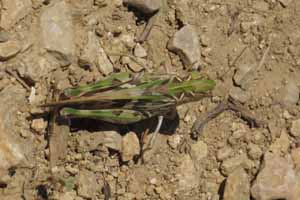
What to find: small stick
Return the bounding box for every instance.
[135,14,158,43]
[5,69,31,91]
[139,115,164,164]
[191,101,228,139]
[191,98,265,139]
[239,43,271,87]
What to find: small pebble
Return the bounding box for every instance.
[134,43,147,58]
[0,30,10,43]
[121,132,140,162]
[290,119,300,137]
[291,148,300,167]
[167,134,183,149]
[31,118,47,133]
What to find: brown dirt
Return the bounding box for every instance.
[1,0,300,199]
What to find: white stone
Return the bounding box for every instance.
[168,25,200,68]
[134,43,147,58]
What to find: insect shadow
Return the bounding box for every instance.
[65,111,180,137]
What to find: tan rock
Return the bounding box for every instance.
[223,168,250,200]
[31,119,47,134]
[168,25,200,68]
[251,152,296,200]
[269,130,290,154]
[77,170,97,199]
[291,148,300,167]
[0,85,32,180]
[176,154,199,194]
[121,132,140,161]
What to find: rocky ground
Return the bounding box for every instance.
[0,0,300,199]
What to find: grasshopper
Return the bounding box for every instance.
[42,71,216,147]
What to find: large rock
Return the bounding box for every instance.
[40,1,75,66]
[0,0,32,30]
[0,85,32,180]
[168,25,201,68]
[251,152,297,200]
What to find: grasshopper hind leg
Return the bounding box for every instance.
[140,115,164,162]
[148,115,164,148]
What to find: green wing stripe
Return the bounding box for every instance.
[167,79,216,96]
[60,107,149,124]
[64,72,133,97]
